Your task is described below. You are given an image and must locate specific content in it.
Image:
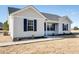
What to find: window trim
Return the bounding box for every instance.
[28,20,34,31]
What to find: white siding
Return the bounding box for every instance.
[13,16,45,38]
[58,17,71,34]
[9,7,46,39]
[13,8,44,18]
[8,16,14,39]
[45,17,71,35]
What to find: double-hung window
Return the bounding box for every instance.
[24,19,37,31]
[28,20,34,31]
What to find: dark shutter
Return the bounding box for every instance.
[44,22,46,31]
[24,19,27,31]
[62,24,64,31]
[34,20,37,31]
[67,24,68,30]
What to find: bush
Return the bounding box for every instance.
[73,26,79,30]
[3,20,9,36]
[3,20,9,31]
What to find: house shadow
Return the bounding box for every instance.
[13,33,79,42]
[16,36,47,41]
[57,33,79,39]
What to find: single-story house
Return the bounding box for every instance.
[8,5,72,41]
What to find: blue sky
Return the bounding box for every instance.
[0,5,79,28]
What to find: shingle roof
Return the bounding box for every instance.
[41,12,61,20]
[8,7,20,15]
[8,7,61,20]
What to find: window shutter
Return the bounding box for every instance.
[67,24,68,30]
[62,24,64,31]
[44,22,46,31]
[24,19,27,31]
[34,20,37,31]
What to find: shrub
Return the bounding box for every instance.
[73,26,79,30]
[3,20,9,36]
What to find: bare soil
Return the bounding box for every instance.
[0,30,79,54]
[0,37,79,54]
[0,35,12,43]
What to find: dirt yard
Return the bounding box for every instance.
[0,37,79,54]
[71,30,79,33]
[0,30,79,54]
[0,35,12,43]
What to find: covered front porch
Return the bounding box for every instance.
[44,21,59,36]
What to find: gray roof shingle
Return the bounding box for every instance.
[41,12,61,20]
[8,7,61,20]
[8,7,20,15]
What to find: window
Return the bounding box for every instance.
[24,19,37,31]
[28,20,34,31]
[47,23,55,31]
[62,24,68,31]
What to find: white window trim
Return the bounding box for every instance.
[27,20,34,31]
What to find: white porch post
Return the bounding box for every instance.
[58,23,62,34]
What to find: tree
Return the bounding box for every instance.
[3,20,9,31]
[73,26,79,30]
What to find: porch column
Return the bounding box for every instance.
[58,23,62,34]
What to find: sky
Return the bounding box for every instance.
[0,5,79,28]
